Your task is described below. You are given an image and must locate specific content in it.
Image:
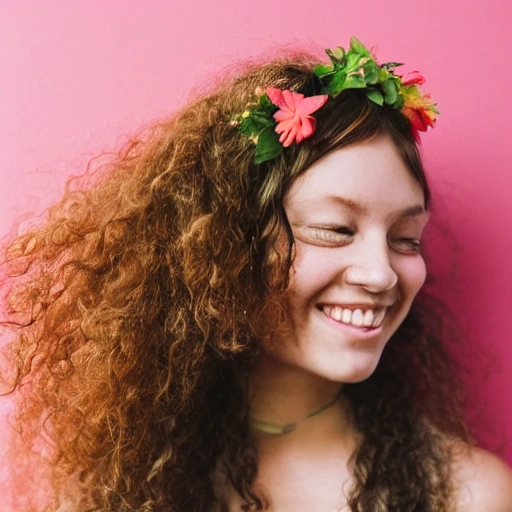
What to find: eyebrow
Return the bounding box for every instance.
[326,195,427,218]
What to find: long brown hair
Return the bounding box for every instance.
[1,53,467,511]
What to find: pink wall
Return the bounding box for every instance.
[1,0,511,475]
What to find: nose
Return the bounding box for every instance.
[344,239,398,293]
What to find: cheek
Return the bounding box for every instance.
[286,246,332,305]
[399,256,427,300]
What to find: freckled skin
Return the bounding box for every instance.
[262,134,429,384]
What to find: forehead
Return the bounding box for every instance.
[284,135,425,216]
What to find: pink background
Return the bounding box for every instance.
[0,0,511,487]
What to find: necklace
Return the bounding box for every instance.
[250,392,341,435]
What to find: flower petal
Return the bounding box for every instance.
[296,116,316,143]
[295,94,328,116]
[275,117,300,147]
[274,109,295,122]
[400,71,426,86]
[282,89,304,112]
[282,120,300,147]
[266,87,288,110]
[402,106,435,131]
[274,117,295,135]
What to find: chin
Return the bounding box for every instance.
[311,350,384,384]
[330,366,379,384]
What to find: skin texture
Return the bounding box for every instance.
[261,135,428,383]
[249,135,429,510]
[455,447,512,511]
[248,136,512,512]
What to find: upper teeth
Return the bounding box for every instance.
[322,306,386,328]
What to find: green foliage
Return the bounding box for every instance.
[235,37,438,163]
[349,36,371,56]
[392,94,405,110]
[254,127,281,164]
[313,37,403,101]
[237,94,275,136]
[366,88,384,106]
[234,93,282,164]
[382,79,398,105]
[326,46,345,65]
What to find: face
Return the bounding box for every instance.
[263,135,429,383]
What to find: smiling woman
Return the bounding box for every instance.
[1,38,511,512]
[270,136,428,384]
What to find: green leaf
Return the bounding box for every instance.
[313,63,333,78]
[378,68,390,83]
[325,71,347,95]
[349,36,370,56]
[237,94,277,137]
[344,74,366,89]
[326,47,345,65]
[238,112,273,136]
[251,112,275,127]
[363,61,379,84]
[344,51,363,73]
[382,80,398,104]
[366,88,384,106]
[365,69,379,84]
[254,127,282,164]
[332,47,345,61]
[259,94,273,108]
[238,118,256,136]
[237,123,252,136]
[392,95,404,109]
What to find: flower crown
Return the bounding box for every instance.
[234,37,439,164]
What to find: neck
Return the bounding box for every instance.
[248,353,347,437]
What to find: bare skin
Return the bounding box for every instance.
[243,356,512,512]
[247,355,357,511]
[454,446,512,511]
[228,137,512,510]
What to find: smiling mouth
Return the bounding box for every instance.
[321,305,387,328]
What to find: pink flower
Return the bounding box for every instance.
[400,71,426,86]
[266,87,328,147]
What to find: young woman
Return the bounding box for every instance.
[2,37,511,511]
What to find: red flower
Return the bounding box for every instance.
[400,71,426,86]
[266,87,328,147]
[400,86,438,132]
[402,106,436,131]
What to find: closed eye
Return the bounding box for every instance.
[293,225,354,247]
[390,238,422,254]
[333,226,354,236]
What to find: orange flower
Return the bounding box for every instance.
[266,87,328,147]
[400,86,438,131]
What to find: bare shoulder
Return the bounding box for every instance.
[453,444,512,512]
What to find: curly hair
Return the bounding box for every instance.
[1,52,468,511]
